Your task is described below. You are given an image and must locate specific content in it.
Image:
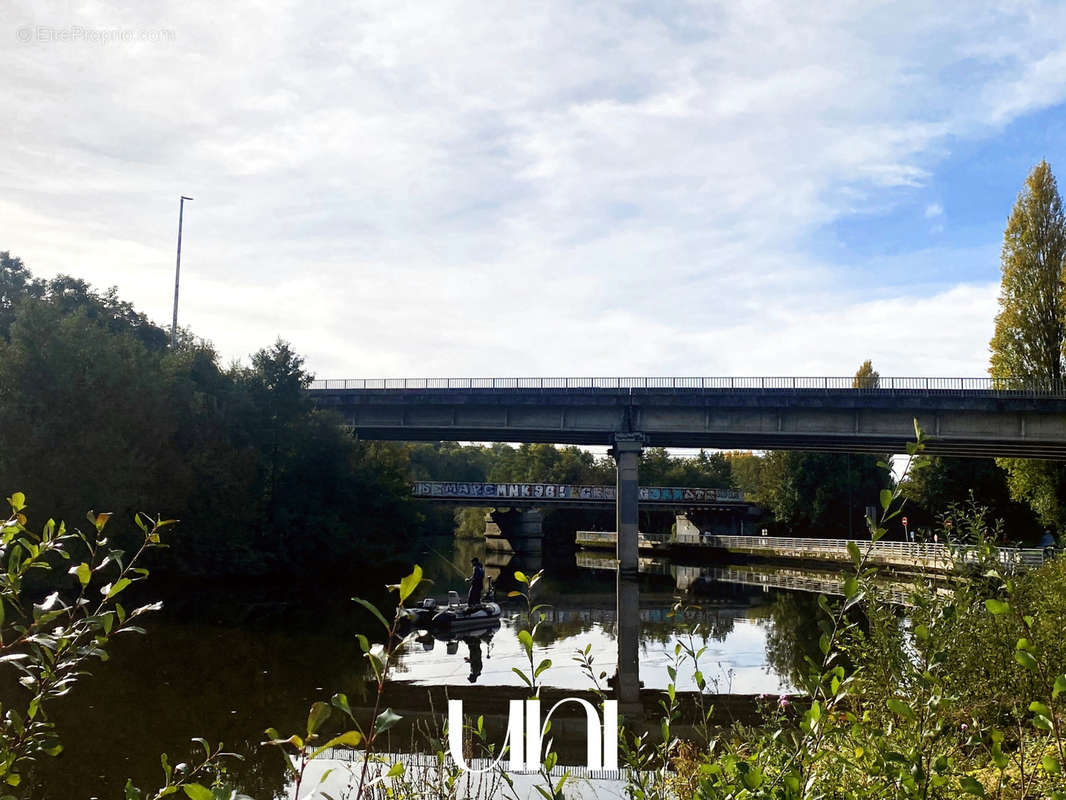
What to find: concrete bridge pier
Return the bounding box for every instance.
[610,433,644,577]
[675,514,702,543]
[484,508,544,570]
[616,573,642,715]
[678,507,758,539]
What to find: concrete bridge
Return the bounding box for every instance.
[412,480,750,508]
[311,375,1066,458]
[412,481,761,562]
[312,375,1066,710]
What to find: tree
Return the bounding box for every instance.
[989,161,1066,529]
[989,161,1066,387]
[899,456,1041,542]
[723,451,762,495]
[852,359,880,389]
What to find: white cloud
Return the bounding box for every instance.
[925,203,944,218]
[0,1,1062,382]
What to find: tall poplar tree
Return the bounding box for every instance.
[989,161,1066,529]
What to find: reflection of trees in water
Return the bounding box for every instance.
[762,592,825,688]
[19,604,369,800]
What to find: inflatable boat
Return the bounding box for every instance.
[398,591,502,631]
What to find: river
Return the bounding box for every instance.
[23,536,839,799]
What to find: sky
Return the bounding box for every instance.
[3,1,1066,382]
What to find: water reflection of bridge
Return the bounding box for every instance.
[574,553,923,606]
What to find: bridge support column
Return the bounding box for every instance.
[610,433,644,577]
[616,573,642,715]
[485,509,543,570]
[675,514,701,543]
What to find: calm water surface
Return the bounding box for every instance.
[24,538,829,798]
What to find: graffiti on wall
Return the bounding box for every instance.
[411,482,746,503]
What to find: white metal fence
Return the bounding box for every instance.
[576,531,1054,569]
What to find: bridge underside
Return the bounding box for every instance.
[417,495,755,511]
[313,387,1066,458]
[344,426,1066,457]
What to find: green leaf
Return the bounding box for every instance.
[879,489,893,511]
[518,629,533,655]
[914,624,930,643]
[514,571,528,584]
[846,541,861,567]
[104,578,131,599]
[374,708,402,735]
[741,766,765,790]
[1015,651,1038,671]
[309,730,363,759]
[352,597,390,632]
[8,492,26,512]
[887,699,914,720]
[958,775,985,796]
[1054,674,1066,699]
[984,599,1010,615]
[69,563,91,587]
[807,700,822,723]
[307,701,331,736]
[330,693,353,719]
[534,659,552,678]
[1029,701,1052,717]
[397,566,423,604]
[819,633,831,655]
[182,785,213,800]
[512,667,533,688]
[843,576,859,599]
[1042,755,1062,774]
[1033,714,1054,732]
[386,762,404,777]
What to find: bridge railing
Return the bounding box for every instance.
[704,535,1051,568]
[309,376,1066,396]
[576,532,1054,569]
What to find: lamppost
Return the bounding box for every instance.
[171,195,194,347]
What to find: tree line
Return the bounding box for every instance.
[5,153,1064,580]
[0,253,423,577]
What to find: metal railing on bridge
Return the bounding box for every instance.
[701,534,1052,570]
[309,376,1066,396]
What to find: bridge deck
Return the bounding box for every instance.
[311,376,1066,457]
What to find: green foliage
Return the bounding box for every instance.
[900,457,1040,543]
[0,494,240,799]
[993,457,1066,531]
[0,254,422,578]
[852,359,880,389]
[754,450,890,535]
[989,160,1066,387]
[988,161,1066,529]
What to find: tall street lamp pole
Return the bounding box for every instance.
[171,195,194,347]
